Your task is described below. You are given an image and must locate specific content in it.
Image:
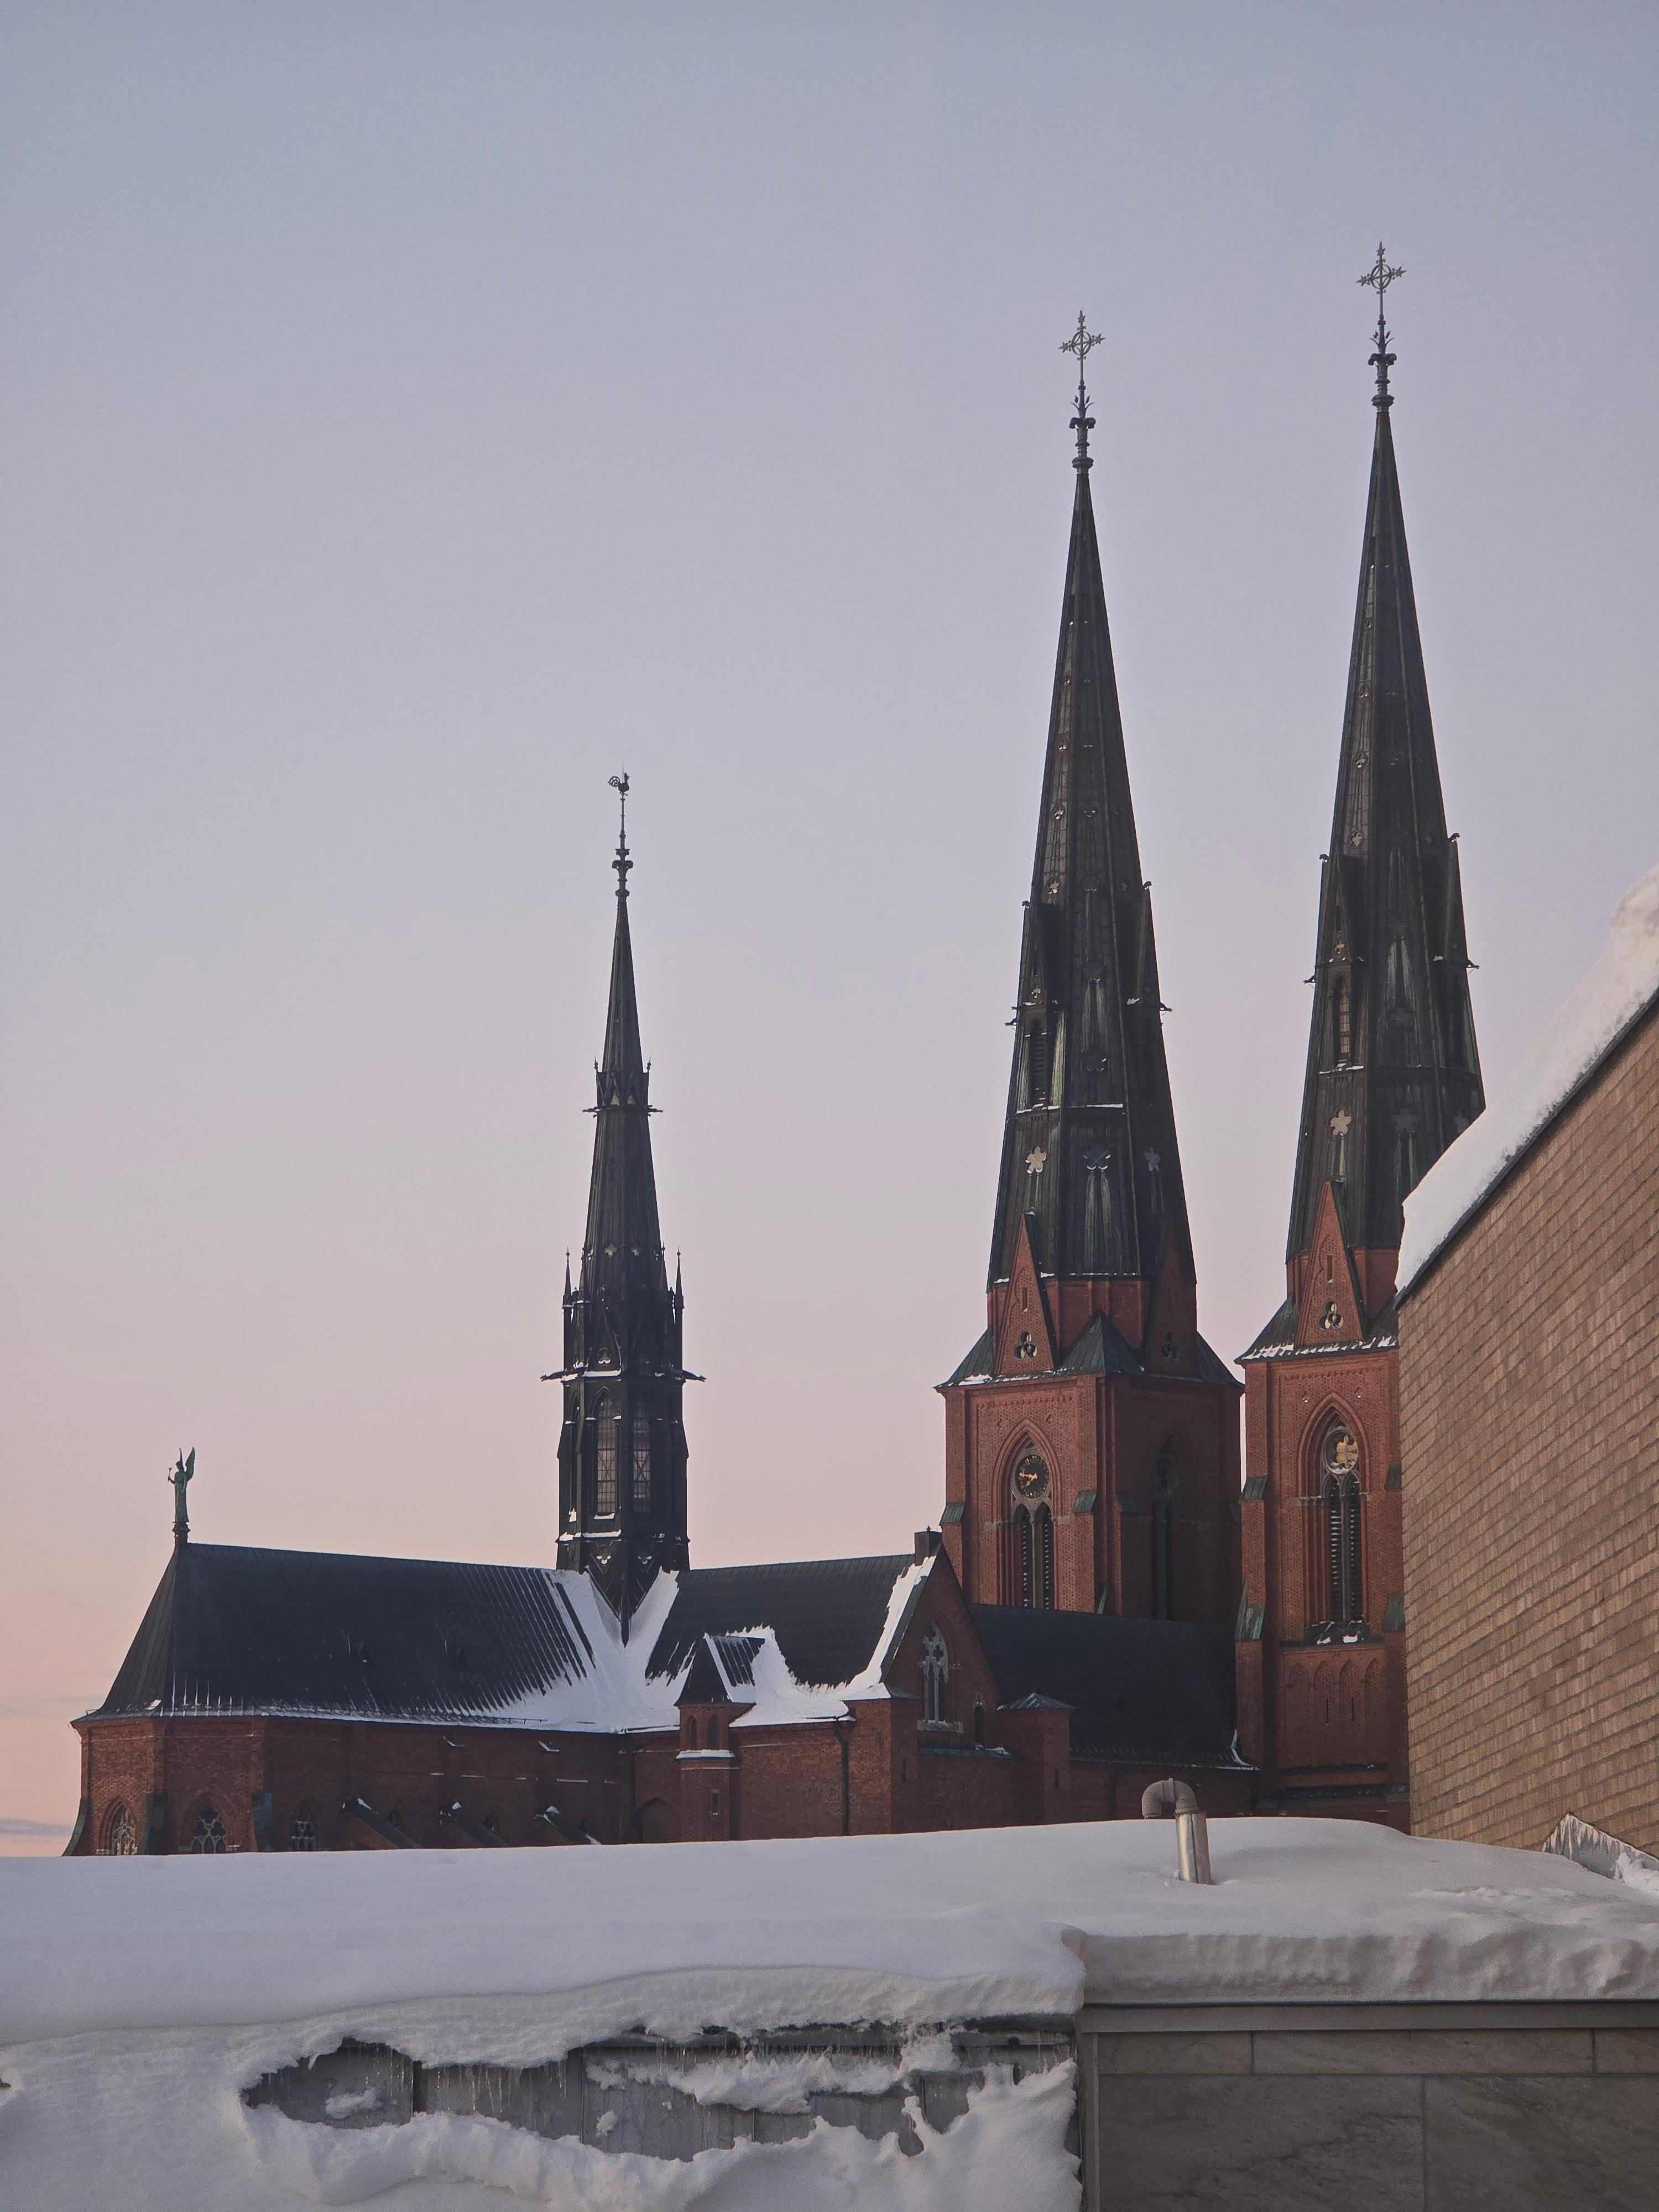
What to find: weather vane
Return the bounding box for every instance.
[1059,311,1102,471]
[1358,243,1404,409]
[608,771,632,893]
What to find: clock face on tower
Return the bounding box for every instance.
[1013,1455,1050,1502]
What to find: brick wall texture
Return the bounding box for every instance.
[1399,1001,1659,1855]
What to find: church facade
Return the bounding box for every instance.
[69,286,1479,1857]
[69,333,1257,1857]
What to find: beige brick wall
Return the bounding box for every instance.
[1400,1002,1659,1854]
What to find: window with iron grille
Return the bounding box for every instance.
[630,1407,653,1513]
[594,1395,618,1519]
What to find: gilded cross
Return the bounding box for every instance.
[1358,244,1404,405]
[1059,311,1102,469]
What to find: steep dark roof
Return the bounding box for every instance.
[91,1543,597,1723]
[946,1316,1237,1389]
[647,1556,911,1689]
[988,447,1196,1292]
[1285,359,1483,1264]
[941,1331,993,1388]
[971,1604,1243,1766]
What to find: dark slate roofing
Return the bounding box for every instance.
[970,1604,1244,1766]
[1284,375,1483,1266]
[676,1638,742,1708]
[945,1318,1235,1390]
[91,1543,598,1723]
[941,1331,993,1388]
[1056,1313,1143,1376]
[1240,1296,1399,1363]
[647,1556,912,1689]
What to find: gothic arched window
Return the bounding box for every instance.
[1331,974,1352,1065]
[920,1626,950,1724]
[188,1802,228,1854]
[101,1802,137,1856]
[1319,1423,1364,1626]
[1010,1453,1055,1609]
[593,1395,618,1519]
[630,1407,653,1513]
[1151,1453,1177,1620]
[288,1806,319,1852]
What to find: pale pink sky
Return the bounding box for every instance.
[4,2,1657,1849]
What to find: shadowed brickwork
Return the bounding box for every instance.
[1400,1003,1659,1854]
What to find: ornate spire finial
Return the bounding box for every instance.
[1058,310,1102,471]
[1358,243,1405,409]
[168,1447,195,1548]
[608,771,632,895]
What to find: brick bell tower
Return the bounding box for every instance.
[1236,255,1484,1827]
[940,317,1241,1622]
[551,779,692,1629]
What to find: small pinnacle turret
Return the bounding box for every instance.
[551,780,690,1627]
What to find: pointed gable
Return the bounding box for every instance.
[1293,1181,1370,1347]
[992,1213,1057,1375]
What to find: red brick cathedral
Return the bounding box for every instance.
[70,283,1477,1855]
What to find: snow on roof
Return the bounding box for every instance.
[7,1818,1659,2057]
[1399,860,1659,1300]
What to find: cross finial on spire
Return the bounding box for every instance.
[608,771,632,895]
[1059,311,1102,471]
[1358,243,1405,409]
[168,1447,195,1548]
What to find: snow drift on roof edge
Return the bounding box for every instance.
[1399,860,1659,1299]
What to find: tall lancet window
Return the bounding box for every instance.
[594,1395,619,1520]
[1151,1454,1177,1620]
[1318,1423,1364,1626]
[920,1626,950,1724]
[630,1407,653,1513]
[1081,1146,1114,1272]
[1395,1124,1418,1207]
[1011,1453,1055,1609]
[1331,974,1353,1066]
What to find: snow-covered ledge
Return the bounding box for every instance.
[4,1820,1659,2207]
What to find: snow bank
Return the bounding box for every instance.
[7,1819,1659,2049]
[1399,860,1659,1298]
[4,1820,1658,2208]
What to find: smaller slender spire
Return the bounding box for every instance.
[1059,311,1102,472]
[1358,243,1405,410]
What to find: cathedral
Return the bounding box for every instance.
[68,269,1478,1855]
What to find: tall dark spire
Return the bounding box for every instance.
[551,779,690,1627]
[1286,264,1483,1277]
[988,325,1194,1298]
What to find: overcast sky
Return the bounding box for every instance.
[4,2,1656,1844]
